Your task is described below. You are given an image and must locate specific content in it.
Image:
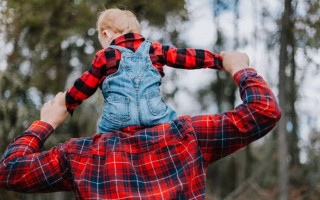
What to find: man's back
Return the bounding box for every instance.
[68,116,203,199]
[0,66,281,199]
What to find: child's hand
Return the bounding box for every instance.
[40,91,69,129]
[220,51,250,76]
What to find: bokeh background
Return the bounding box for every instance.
[0,0,319,199]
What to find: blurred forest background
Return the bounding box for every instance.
[0,0,320,199]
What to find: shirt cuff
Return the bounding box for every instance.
[25,121,54,142]
[67,107,74,116]
[233,68,257,85]
[213,54,223,70]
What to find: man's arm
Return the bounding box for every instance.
[193,51,281,166]
[0,92,72,192]
[151,42,223,71]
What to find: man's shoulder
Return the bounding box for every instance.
[139,116,194,135]
[65,116,195,155]
[169,115,194,133]
[67,136,93,155]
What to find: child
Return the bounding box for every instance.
[66,8,223,133]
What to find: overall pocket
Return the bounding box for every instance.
[146,90,166,116]
[104,95,130,123]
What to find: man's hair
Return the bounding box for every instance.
[97,8,140,35]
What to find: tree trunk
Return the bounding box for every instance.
[288,3,299,168]
[278,0,293,199]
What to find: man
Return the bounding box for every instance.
[0,51,281,199]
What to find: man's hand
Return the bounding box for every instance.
[40,92,69,130]
[220,51,250,76]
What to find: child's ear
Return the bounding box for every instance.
[102,30,112,38]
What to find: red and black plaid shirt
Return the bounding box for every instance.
[66,33,223,114]
[0,68,281,199]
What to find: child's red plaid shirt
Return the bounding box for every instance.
[0,69,281,199]
[66,33,223,114]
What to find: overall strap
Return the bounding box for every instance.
[135,41,151,56]
[108,45,133,54]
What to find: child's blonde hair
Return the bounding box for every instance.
[97,8,140,35]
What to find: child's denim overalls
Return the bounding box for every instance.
[98,41,177,133]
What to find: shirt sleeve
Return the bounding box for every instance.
[192,68,281,166]
[152,42,223,70]
[66,49,106,114]
[0,121,72,193]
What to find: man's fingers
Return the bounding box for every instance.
[40,92,66,109]
[244,53,250,65]
[240,53,250,66]
[40,91,68,130]
[55,92,66,102]
[55,92,64,98]
[43,100,53,107]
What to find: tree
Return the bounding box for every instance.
[277,0,294,199]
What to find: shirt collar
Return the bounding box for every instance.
[110,33,145,46]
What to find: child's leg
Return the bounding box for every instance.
[98,115,124,134]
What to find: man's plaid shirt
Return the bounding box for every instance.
[66,33,223,114]
[0,68,281,199]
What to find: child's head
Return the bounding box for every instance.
[97,8,140,48]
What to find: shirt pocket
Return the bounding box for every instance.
[104,95,131,123]
[145,90,166,116]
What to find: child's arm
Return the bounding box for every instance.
[66,50,106,115]
[151,42,223,71]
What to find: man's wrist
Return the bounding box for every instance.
[40,120,57,130]
[230,66,249,76]
[233,68,257,85]
[26,121,55,141]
